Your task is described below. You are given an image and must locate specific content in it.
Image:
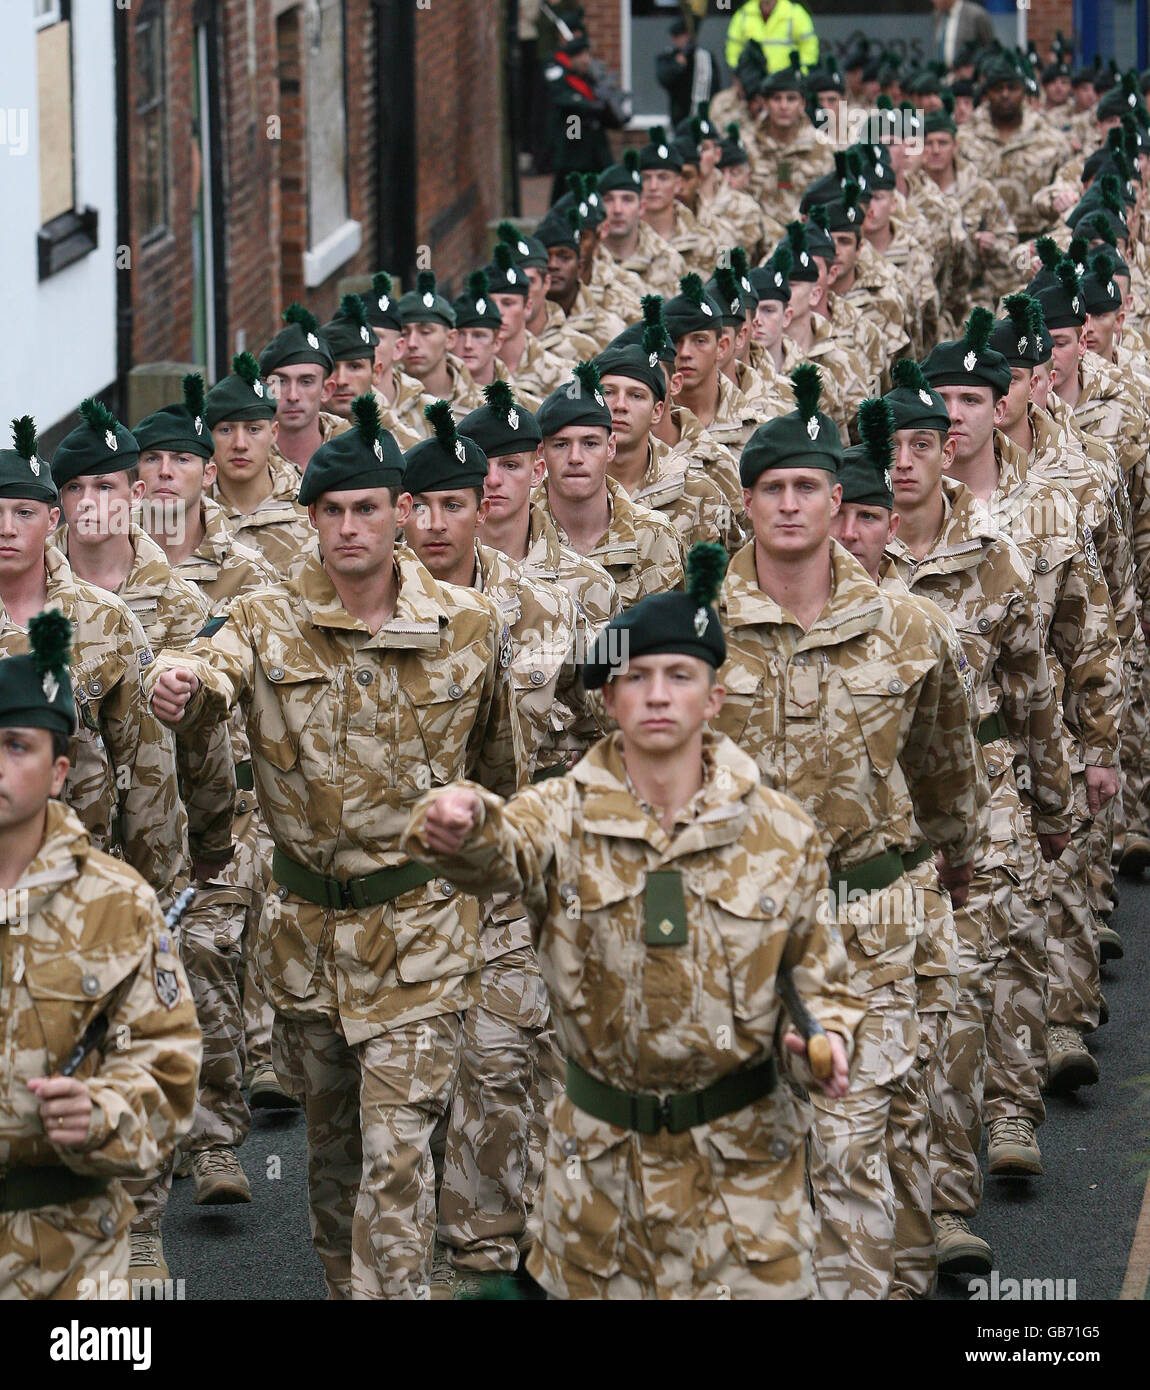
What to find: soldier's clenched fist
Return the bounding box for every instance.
[151,667,200,725]
[421,788,482,854]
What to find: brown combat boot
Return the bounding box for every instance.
[933,1213,993,1276]
[192,1146,252,1205]
[987,1117,1042,1176]
[1046,1025,1100,1093]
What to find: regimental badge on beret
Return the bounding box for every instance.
[578,201,589,217]
[799,251,809,267]
[29,456,40,476]
[194,416,204,435]
[593,389,606,406]
[106,430,118,451]
[847,206,857,223]
[729,296,740,314]
[657,143,669,158]
[963,350,977,371]
[918,389,933,406]
[307,331,321,348]
[1109,280,1116,296]
[506,267,516,284]
[376,297,389,314]
[359,326,372,344]
[693,606,708,637]
[508,408,519,430]
[1129,92,1137,107]
[807,415,820,440]
[42,671,59,702]
[649,352,659,368]
[701,301,713,316]
[740,275,752,293]
[1072,295,1081,313]
[1018,335,1028,354]
[253,379,265,397]
[373,438,384,461]
[476,297,487,315]
[517,238,529,255]
[774,271,783,286]
[454,439,466,462]
[885,468,893,493]
[423,291,434,308]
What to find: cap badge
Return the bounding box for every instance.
[1072,295,1081,313]
[106,430,118,451]
[373,438,384,461]
[29,456,41,476]
[730,297,740,314]
[800,252,809,267]
[253,379,265,397]
[422,291,435,308]
[649,351,659,367]
[918,388,933,406]
[1075,261,1085,274]
[506,268,516,284]
[693,607,708,638]
[1129,93,1137,107]
[875,162,885,177]
[307,332,320,349]
[359,326,372,344]
[774,271,783,286]
[806,416,821,441]
[454,439,466,462]
[377,296,389,313]
[657,144,669,158]
[1109,280,1116,296]
[476,297,487,315]
[41,672,59,702]
[884,468,893,493]
[963,350,977,371]
[517,239,529,255]
[1017,335,1028,354]
[847,207,857,222]
[578,201,589,217]
[194,416,204,435]
[508,408,520,430]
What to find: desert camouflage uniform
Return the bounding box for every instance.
[696,371,764,460]
[661,405,747,526]
[505,335,572,406]
[436,355,488,423]
[715,540,984,1300]
[702,180,773,262]
[874,214,942,353]
[746,122,835,228]
[841,241,913,365]
[974,433,1121,1134]
[589,248,646,323]
[900,175,970,332]
[707,87,749,130]
[884,477,1072,1220]
[523,503,620,632]
[374,369,435,450]
[634,436,745,557]
[0,545,188,906]
[488,357,543,414]
[146,545,520,1299]
[606,221,689,302]
[927,160,1018,314]
[958,105,1071,239]
[269,410,349,476]
[209,450,315,575]
[646,204,722,281]
[438,543,583,1273]
[403,732,864,1300]
[781,319,872,439]
[821,293,885,396]
[536,477,685,610]
[0,801,199,1299]
[540,286,625,357]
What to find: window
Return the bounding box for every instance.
[303,0,361,287]
[135,7,169,242]
[35,0,97,280]
[34,0,62,29]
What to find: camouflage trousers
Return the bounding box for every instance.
[0,1184,133,1299]
[1120,637,1150,841]
[272,1008,462,1300]
[438,947,552,1272]
[1086,796,1117,923]
[808,989,919,1300]
[243,957,275,1072]
[525,1024,566,1249]
[1048,773,1102,1032]
[889,1008,948,1300]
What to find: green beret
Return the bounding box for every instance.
[0,610,76,736]
[922,308,1012,395]
[534,205,580,251]
[132,373,214,460]
[981,55,1025,88]
[638,125,683,171]
[52,399,139,488]
[760,51,805,96]
[604,296,677,365]
[728,248,759,308]
[321,294,382,361]
[989,293,1046,367]
[771,223,818,283]
[923,101,958,137]
[675,102,719,144]
[1081,249,1124,315]
[204,352,278,429]
[297,395,405,505]
[496,221,550,270]
[481,243,530,298]
[398,271,457,328]
[594,339,667,403]
[452,271,503,332]
[360,272,404,332]
[705,266,749,327]
[457,381,542,458]
[259,303,335,376]
[663,273,726,340]
[838,399,896,511]
[818,181,866,233]
[883,358,952,433]
[718,122,750,168]
[1097,73,1145,121]
[536,361,614,437]
[582,543,727,690]
[740,365,843,488]
[0,416,57,504]
[596,149,643,195]
[1033,259,1086,329]
[803,206,836,262]
[806,55,844,95]
[749,245,792,303]
[403,402,488,495]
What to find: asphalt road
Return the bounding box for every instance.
[163,875,1150,1302]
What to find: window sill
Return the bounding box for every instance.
[303,218,362,289]
[38,206,98,281]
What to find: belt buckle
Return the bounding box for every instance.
[340,879,357,910]
[654,1094,674,1133]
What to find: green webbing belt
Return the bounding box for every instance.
[271,847,436,910]
[829,846,907,902]
[902,842,934,872]
[235,760,255,791]
[0,1168,110,1212]
[977,711,1008,745]
[565,1055,777,1135]
[530,761,567,785]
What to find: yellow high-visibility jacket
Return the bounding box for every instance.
[724,0,819,73]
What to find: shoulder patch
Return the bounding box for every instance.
[499,623,513,670]
[1083,532,1101,578]
[154,962,181,1010]
[137,647,155,669]
[197,614,229,640]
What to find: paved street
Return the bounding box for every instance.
[163,877,1150,1302]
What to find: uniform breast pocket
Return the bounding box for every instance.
[706,883,785,1025]
[396,646,492,791]
[714,662,766,746]
[250,652,332,774]
[840,657,934,779]
[71,652,132,734]
[540,1093,632,1278]
[570,864,639,1022]
[24,950,139,1074]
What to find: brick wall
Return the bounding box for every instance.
[1026,0,1076,64]
[582,0,622,78]
[412,0,506,296]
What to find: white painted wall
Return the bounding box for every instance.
[0,2,118,435]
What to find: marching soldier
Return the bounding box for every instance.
[0,612,200,1299]
[146,395,520,1299]
[403,544,863,1300]
[259,304,349,473]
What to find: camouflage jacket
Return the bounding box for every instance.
[606,221,688,302]
[883,477,1072,836]
[730,356,790,418]
[958,106,1070,239]
[209,450,314,576]
[979,432,1122,766]
[820,293,885,397]
[54,523,235,864]
[489,356,543,413]
[374,368,435,450]
[535,299,599,364]
[504,334,571,405]
[870,214,941,353]
[781,318,871,438]
[538,286,625,359]
[841,241,913,365]
[747,120,835,227]
[537,477,686,609]
[716,540,983,887]
[697,370,763,460]
[402,731,864,1298]
[0,545,189,905]
[650,202,725,280]
[0,801,200,1180]
[935,158,1019,312]
[146,546,521,1039]
[439,355,488,423]
[589,249,645,324]
[703,179,774,262]
[269,410,349,476]
[636,436,745,557]
[661,405,746,525]
[524,502,621,631]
